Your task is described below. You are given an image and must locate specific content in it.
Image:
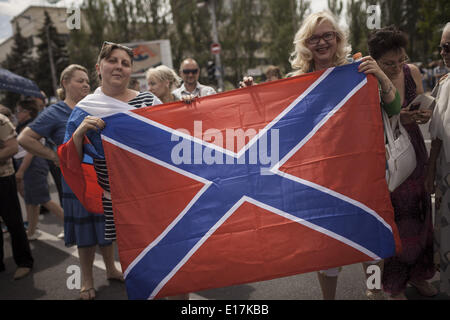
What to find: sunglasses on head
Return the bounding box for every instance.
[182,69,199,75]
[439,42,450,53]
[102,41,134,56]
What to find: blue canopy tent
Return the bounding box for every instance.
[0,68,44,98]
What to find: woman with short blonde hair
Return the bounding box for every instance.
[146,65,181,103]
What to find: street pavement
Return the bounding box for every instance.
[1,212,447,300]
[0,121,449,300]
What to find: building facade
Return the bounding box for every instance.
[0,6,79,63]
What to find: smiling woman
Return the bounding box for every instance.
[245,11,401,301]
[289,11,351,75]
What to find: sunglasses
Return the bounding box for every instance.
[438,42,450,53]
[102,41,134,56]
[182,69,199,75]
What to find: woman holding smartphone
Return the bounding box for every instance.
[368,26,436,299]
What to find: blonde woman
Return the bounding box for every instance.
[18,64,123,300]
[146,65,181,103]
[242,11,401,300]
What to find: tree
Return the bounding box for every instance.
[66,25,99,87]
[34,11,69,98]
[328,0,344,17]
[1,23,36,108]
[168,0,213,84]
[417,0,450,63]
[361,0,449,62]
[219,0,263,86]
[347,0,370,55]
[262,0,311,74]
[82,0,110,45]
[109,0,136,42]
[134,0,170,41]
[168,0,197,67]
[66,0,113,88]
[56,0,450,94]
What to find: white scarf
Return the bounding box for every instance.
[77,87,135,117]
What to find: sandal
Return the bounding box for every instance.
[107,272,125,283]
[409,280,438,297]
[389,293,407,300]
[80,287,96,300]
[365,289,386,300]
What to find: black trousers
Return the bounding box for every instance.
[0,174,34,270]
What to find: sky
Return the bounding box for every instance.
[0,0,82,43]
[0,0,331,44]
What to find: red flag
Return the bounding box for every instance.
[62,63,402,299]
[58,137,103,214]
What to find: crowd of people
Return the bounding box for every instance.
[0,10,449,301]
[419,60,450,93]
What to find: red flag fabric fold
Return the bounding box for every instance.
[58,137,104,214]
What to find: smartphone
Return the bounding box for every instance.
[408,103,420,111]
[406,94,435,111]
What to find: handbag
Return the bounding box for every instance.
[382,109,416,192]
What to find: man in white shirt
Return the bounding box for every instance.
[172,58,216,100]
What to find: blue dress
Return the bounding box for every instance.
[15,119,51,205]
[29,101,112,248]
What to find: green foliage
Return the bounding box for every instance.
[346,0,450,64]
[1,23,36,108]
[34,11,69,97]
[347,0,369,55]
[2,23,35,80]
[64,0,315,89]
[51,0,450,94]
[417,0,450,63]
[328,0,344,17]
[262,0,305,74]
[168,0,212,84]
[220,0,263,85]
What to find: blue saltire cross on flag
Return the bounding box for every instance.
[90,63,399,299]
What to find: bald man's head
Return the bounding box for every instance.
[179,58,200,87]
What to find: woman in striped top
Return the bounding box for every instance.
[71,42,161,243]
